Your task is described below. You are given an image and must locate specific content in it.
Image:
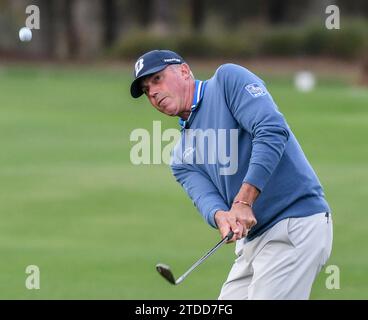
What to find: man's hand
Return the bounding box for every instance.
[215,204,257,243]
[215,183,259,243]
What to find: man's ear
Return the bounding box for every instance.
[181,63,191,79]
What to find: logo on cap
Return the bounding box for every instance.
[135,58,144,77]
[163,58,181,63]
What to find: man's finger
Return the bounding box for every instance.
[242,227,250,237]
[229,219,239,237]
[219,225,231,241]
[235,222,244,240]
[228,228,241,242]
[220,225,237,243]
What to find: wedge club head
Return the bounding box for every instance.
[156,231,234,285]
[155,263,177,285]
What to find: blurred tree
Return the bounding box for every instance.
[134,0,153,28]
[190,0,205,31]
[266,0,289,24]
[151,0,171,34]
[38,0,55,57]
[103,0,118,46]
[338,0,368,17]
[2,0,367,60]
[360,54,368,86]
[50,0,104,59]
[65,0,78,58]
[209,0,262,28]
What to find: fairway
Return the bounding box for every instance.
[0,64,367,299]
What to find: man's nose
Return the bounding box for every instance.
[148,87,158,100]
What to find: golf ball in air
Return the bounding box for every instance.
[19,27,32,42]
[294,71,316,92]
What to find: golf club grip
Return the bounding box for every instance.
[225,230,234,240]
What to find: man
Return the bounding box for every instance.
[130,49,333,299]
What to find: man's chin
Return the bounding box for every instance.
[161,108,178,117]
[164,113,177,118]
[169,111,178,117]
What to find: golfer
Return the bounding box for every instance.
[130,50,333,299]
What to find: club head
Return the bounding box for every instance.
[156,263,177,285]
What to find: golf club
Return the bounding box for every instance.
[156,230,234,285]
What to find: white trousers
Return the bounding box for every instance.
[218,212,333,300]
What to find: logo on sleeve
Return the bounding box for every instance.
[245,83,267,98]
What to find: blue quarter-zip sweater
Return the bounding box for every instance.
[171,63,330,240]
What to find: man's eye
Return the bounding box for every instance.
[155,75,161,81]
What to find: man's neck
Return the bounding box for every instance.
[178,79,195,120]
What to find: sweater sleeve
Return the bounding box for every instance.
[217,64,290,192]
[171,164,229,228]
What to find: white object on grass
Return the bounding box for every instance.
[294,71,316,92]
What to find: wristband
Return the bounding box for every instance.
[233,200,252,208]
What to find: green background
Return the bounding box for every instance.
[0,65,367,299]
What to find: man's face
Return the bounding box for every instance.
[141,64,190,117]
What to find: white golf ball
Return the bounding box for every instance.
[294,71,316,92]
[19,27,32,42]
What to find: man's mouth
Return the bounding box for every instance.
[158,97,167,106]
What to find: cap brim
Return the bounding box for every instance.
[130,65,168,98]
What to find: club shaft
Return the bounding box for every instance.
[175,232,232,284]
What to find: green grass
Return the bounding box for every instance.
[0,64,367,299]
